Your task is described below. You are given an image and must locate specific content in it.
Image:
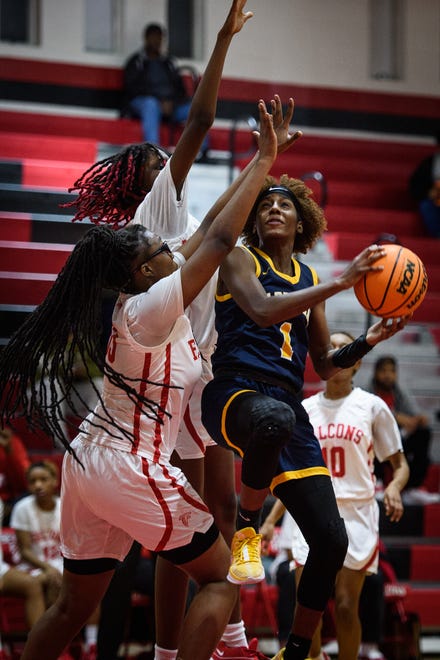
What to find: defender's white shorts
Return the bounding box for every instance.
[60,436,214,562]
[292,498,379,574]
[174,353,216,460]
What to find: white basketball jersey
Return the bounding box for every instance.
[10,495,62,567]
[302,387,403,500]
[133,158,217,351]
[80,269,202,462]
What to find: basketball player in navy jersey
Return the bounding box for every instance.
[201,176,410,660]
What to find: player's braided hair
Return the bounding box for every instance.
[242,174,327,254]
[0,224,170,461]
[62,143,166,229]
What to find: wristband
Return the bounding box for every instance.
[331,334,373,369]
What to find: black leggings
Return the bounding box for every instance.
[275,475,348,612]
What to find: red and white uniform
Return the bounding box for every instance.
[133,159,217,458]
[291,387,403,573]
[10,495,63,574]
[60,269,213,562]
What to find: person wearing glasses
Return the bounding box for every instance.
[0,97,279,660]
[65,5,300,658]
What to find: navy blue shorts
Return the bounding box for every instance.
[201,373,329,492]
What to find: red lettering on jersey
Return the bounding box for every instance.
[107,327,118,364]
[336,423,345,438]
[317,423,363,444]
[188,339,200,361]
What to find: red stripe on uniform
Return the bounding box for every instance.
[360,540,379,572]
[153,343,172,463]
[140,457,173,552]
[161,463,209,514]
[132,352,152,454]
[183,405,205,454]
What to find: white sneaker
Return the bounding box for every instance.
[359,644,385,660]
[402,488,440,505]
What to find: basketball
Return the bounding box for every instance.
[354,244,428,318]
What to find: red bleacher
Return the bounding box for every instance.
[423,503,440,538]
[0,240,72,273]
[323,232,439,266]
[324,206,421,236]
[0,272,55,305]
[20,158,91,190]
[0,129,98,162]
[0,211,32,241]
[410,545,440,581]
[403,586,440,629]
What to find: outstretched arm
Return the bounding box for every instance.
[170,0,253,193]
[179,100,277,309]
[201,96,302,226]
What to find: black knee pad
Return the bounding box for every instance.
[248,397,296,449]
[240,396,296,490]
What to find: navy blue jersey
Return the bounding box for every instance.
[212,245,318,394]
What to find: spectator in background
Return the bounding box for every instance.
[9,461,99,659]
[10,461,63,608]
[368,355,440,505]
[409,144,440,238]
[0,498,47,633]
[261,330,409,660]
[123,23,209,159]
[0,426,30,526]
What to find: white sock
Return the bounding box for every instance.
[84,623,98,649]
[154,644,178,660]
[221,620,248,647]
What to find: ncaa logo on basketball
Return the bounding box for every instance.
[354,244,428,318]
[408,270,428,310]
[396,258,415,295]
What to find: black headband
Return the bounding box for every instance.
[255,186,302,219]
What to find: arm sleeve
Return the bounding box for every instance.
[331,334,373,368]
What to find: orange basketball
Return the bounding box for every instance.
[354,244,428,318]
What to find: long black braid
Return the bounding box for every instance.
[0,224,171,460]
[61,143,167,228]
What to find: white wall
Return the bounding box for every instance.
[1,0,439,97]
